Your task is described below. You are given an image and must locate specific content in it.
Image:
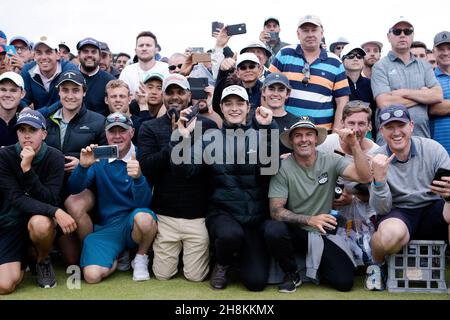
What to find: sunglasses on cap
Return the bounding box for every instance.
[390,28,414,36]
[106,113,133,126]
[168,64,183,71]
[346,100,370,109]
[344,53,364,60]
[302,62,310,85]
[238,63,258,71]
[380,109,407,121]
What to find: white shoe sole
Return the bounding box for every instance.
[133,275,150,281]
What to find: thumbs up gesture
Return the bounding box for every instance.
[126,150,142,179]
[220,52,237,71]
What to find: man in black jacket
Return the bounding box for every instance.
[138,74,217,282]
[44,70,106,266]
[0,110,76,294]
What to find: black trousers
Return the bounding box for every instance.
[264,220,355,292]
[206,213,269,292]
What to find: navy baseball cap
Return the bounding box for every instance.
[76,37,100,51]
[379,104,411,128]
[56,71,86,88]
[15,110,47,130]
[263,72,291,89]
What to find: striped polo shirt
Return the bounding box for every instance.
[430,66,450,154]
[269,45,350,130]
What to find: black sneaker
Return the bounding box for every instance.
[36,257,57,289]
[278,271,302,293]
[210,264,229,290]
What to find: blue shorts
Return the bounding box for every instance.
[376,200,448,242]
[80,208,157,268]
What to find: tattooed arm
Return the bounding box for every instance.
[270,198,337,234]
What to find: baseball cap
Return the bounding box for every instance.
[0,71,25,89]
[378,104,411,128]
[56,71,86,88]
[105,112,134,131]
[76,37,100,51]
[15,110,47,130]
[99,41,111,53]
[162,74,190,92]
[143,72,164,84]
[236,52,260,67]
[33,35,58,51]
[59,41,71,52]
[341,43,366,59]
[389,16,413,30]
[9,36,32,49]
[361,40,383,51]
[240,42,272,59]
[280,116,328,149]
[263,72,290,88]
[434,31,450,47]
[264,17,280,27]
[298,14,322,28]
[221,85,249,102]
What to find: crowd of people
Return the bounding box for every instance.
[0,14,449,296]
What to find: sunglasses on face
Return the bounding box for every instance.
[344,53,364,60]
[302,62,310,85]
[168,64,183,71]
[380,109,407,121]
[335,46,345,50]
[390,28,414,36]
[238,63,257,71]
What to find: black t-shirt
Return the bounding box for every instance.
[273,111,298,155]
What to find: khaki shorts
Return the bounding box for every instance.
[152,215,209,281]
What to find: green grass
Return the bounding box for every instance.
[1,263,449,300]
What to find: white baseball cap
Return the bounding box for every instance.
[236,52,260,67]
[0,71,24,89]
[221,85,249,102]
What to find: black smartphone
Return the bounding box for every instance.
[188,77,208,100]
[211,21,225,36]
[433,168,450,183]
[226,23,247,36]
[185,104,200,124]
[93,145,119,159]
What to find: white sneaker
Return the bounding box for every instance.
[131,254,150,281]
[117,250,131,271]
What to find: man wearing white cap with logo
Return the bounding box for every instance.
[371,16,443,144]
[269,14,350,132]
[20,35,78,113]
[0,72,26,146]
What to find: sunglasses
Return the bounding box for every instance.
[390,28,414,36]
[346,100,370,109]
[168,64,183,71]
[335,46,345,50]
[238,63,257,71]
[106,113,133,126]
[302,62,310,85]
[344,53,363,60]
[380,109,408,121]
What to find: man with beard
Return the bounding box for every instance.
[361,41,383,79]
[99,41,120,79]
[138,74,217,282]
[76,38,115,116]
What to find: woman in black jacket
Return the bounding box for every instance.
[172,85,278,291]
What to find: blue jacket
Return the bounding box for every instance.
[21,60,78,111]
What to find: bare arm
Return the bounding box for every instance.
[429,98,450,116]
[375,93,417,108]
[332,95,348,132]
[395,86,443,105]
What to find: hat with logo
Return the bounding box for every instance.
[33,35,58,51]
[105,112,134,131]
[56,70,86,88]
[162,74,190,92]
[9,36,32,49]
[263,72,290,88]
[378,104,411,128]
[143,72,164,84]
[15,110,47,130]
[236,52,260,67]
[221,85,249,102]
[341,43,366,59]
[0,71,24,89]
[240,42,272,59]
[76,37,100,51]
[434,31,450,47]
[280,116,328,148]
[298,14,322,28]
